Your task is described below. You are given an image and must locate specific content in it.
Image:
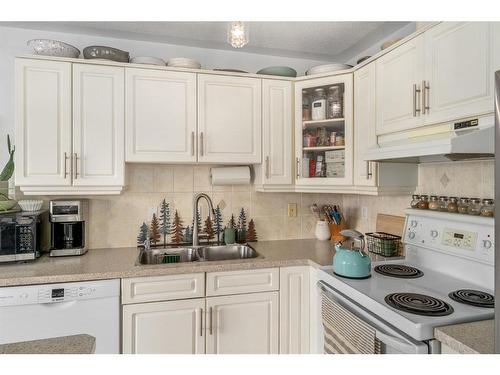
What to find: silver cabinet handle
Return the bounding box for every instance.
[366,161,373,180]
[73,153,79,179]
[413,84,421,117]
[422,80,430,114]
[191,131,195,156]
[296,157,300,179]
[265,156,270,179]
[63,152,69,178]
[200,132,204,156]
[200,308,203,337]
[209,306,213,335]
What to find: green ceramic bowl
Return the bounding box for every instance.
[256,66,297,77]
[0,200,17,211]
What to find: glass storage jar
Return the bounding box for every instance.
[468,198,482,215]
[480,199,494,217]
[457,198,470,214]
[447,197,458,213]
[327,86,343,119]
[302,90,311,121]
[438,196,449,212]
[311,88,326,121]
[428,196,440,210]
[410,194,420,208]
[417,195,429,209]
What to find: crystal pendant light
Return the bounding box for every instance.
[227,22,249,48]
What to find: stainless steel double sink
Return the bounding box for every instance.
[137,244,259,265]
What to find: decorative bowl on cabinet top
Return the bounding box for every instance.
[257,66,297,77]
[27,39,80,58]
[83,46,130,62]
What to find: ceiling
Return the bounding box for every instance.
[1,21,412,61]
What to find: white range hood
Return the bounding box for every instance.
[364,116,495,163]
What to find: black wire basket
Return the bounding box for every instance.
[365,232,402,257]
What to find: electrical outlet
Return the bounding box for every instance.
[288,203,298,218]
[362,207,369,221]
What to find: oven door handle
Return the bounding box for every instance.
[317,281,428,354]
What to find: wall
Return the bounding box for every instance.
[0,25,334,167]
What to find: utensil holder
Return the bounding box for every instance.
[329,221,348,243]
[314,220,331,241]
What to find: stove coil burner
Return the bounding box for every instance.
[385,293,454,316]
[449,289,495,308]
[374,264,424,279]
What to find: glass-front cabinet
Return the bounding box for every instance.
[294,74,353,186]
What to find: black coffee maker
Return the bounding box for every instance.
[49,200,88,256]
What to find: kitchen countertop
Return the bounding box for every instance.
[0,239,336,287]
[0,334,95,354]
[435,320,494,354]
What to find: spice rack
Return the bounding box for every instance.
[294,74,353,186]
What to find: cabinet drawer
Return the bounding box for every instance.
[122,273,205,304]
[206,268,279,296]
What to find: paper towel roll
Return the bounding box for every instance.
[210,166,251,186]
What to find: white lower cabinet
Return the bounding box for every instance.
[279,266,310,354]
[122,298,205,354]
[206,292,279,354]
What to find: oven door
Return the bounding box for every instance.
[0,221,16,261]
[318,281,429,354]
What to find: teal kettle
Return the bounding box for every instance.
[333,229,371,279]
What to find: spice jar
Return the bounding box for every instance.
[410,194,420,208]
[428,196,440,210]
[468,198,482,215]
[480,199,494,217]
[457,198,470,214]
[302,90,311,121]
[438,196,449,212]
[311,88,326,121]
[327,86,343,119]
[417,195,429,209]
[447,197,458,213]
[335,134,345,146]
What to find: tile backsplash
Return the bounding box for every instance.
[17,160,494,249]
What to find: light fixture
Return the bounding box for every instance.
[227,22,249,49]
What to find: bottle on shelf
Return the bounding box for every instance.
[311,88,327,121]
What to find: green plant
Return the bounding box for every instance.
[0,135,14,201]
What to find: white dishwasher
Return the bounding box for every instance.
[0,279,120,354]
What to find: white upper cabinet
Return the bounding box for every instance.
[353,63,378,187]
[197,74,262,164]
[261,79,293,186]
[423,22,494,125]
[125,69,197,163]
[73,64,124,186]
[376,34,425,135]
[15,59,72,186]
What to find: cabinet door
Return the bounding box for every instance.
[262,79,293,185]
[279,267,310,354]
[15,59,72,186]
[376,34,424,135]
[122,298,205,354]
[125,69,197,162]
[354,63,378,187]
[423,22,494,125]
[73,64,124,186]
[206,292,278,354]
[198,74,261,164]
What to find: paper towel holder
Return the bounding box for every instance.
[210,166,253,186]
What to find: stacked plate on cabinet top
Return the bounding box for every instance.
[130,56,166,66]
[306,63,353,76]
[166,57,201,69]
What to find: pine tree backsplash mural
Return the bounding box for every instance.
[159,199,171,248]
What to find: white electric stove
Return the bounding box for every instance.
[317,208,495,354]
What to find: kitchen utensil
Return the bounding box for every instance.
[17,200,43,212]
[166,58,201,69]
[256,66,297,77]
[310,204,321,219]
[315,221,331,241]
[306,63,353,76]
[130,56,165,66]
[333,229,371,279]
[83,46,129,62]
[27,39,80,58]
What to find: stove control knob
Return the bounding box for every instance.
[430,230,438,238]
[482,240,492,249]
[408,232,416,240]
[410,220,418,228]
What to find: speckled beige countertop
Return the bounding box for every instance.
[0,239,336,287]
[0,334,95,354]
[435,320,494,354]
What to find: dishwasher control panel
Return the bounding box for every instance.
[37,285,98,303]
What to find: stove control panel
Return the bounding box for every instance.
[441,229,477,250]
